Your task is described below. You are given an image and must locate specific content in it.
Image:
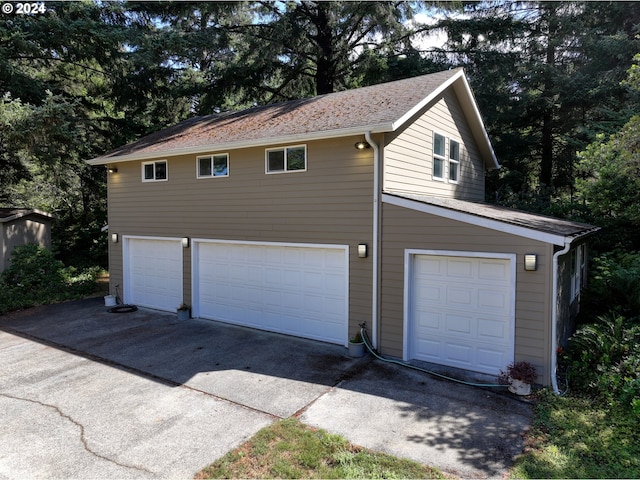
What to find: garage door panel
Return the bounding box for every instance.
[415,338,441,360]
[196,242,347,345]
[447,287,473,307]
[478,288,509,311]
[445,342,473,364]
[477,318,509,342]
[415,308,441,331]
[478,261,508,281]
[447,259,474,278]
[477,348,510,371]
[411,253,514,376]
[446,314,473,335]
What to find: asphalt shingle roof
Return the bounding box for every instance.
[93,69,464,162]
[385,192,599,241]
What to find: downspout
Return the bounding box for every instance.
[551,240,572,394]
[365,131,379,348]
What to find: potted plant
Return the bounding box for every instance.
[499,361,537,396]
[348,331,365,358]
[177,303,190,320]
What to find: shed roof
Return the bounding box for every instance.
[383,192,599,247]
[88,68,498,169]
[0,208,53,223]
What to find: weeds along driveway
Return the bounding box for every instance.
[0,297,533,479]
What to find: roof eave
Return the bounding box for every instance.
[86,123,392,165]
[382,193,597,247]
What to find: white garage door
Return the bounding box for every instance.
[409,253,514,375]
[124,237,183,312]
[194,241,348,345]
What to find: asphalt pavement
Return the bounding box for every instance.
[0,297,533,479]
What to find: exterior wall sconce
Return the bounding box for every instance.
[358,243,368,258]
[354,141,370,150]
[181,237,190,248]
[111,233,118,243]
[108,167,118,173]
[524,254,537,271]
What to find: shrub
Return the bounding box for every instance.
[567,250,640,418]
[568,311,640,417]
[580,250,640,321]
[0,244,101,314]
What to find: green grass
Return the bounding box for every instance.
[196,418,446,479]
[511,390,640,479]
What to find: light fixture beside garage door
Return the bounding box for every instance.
[524,254,538,271]
[182,237,190,248]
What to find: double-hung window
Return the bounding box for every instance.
[266,145,306,173]
[142,160,167,182]
[197,153,229,178]
[433,133,446,180]
[449,140,460,183]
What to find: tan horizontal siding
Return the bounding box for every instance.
[383,90,485,201]
[107,136,374,336]
[380,202,554,385]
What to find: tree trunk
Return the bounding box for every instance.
[314,3,334,95]
[539,5,558,203]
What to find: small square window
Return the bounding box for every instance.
[197,154,229,178]
[213,155,228,176]
[198,157,212,176]
[266,145,307,173]
[142,160,168,182]
[267,150,285,172]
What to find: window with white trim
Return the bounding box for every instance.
[266,145,306,173]
[449,139,460,183]
[142,160,167,182]
[197,153,229,178]
[433,133,445,180]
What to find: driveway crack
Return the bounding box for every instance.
[0,392,155,475]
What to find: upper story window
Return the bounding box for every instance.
[142,160,167,182]
[266,145,306,173]
[197,153,229,178]
[449,140,460,183]
[433,133,445,180]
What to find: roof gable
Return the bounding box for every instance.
[88,68,498,169]
[0,208,53,223]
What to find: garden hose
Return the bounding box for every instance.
[108,284,138,313]
[358,322,505,389]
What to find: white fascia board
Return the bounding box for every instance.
[391,69,464,132]
[86,123,391,165]
[382,193,568,246]
[456,74,500,170]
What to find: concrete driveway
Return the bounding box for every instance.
[0,297,533,479]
